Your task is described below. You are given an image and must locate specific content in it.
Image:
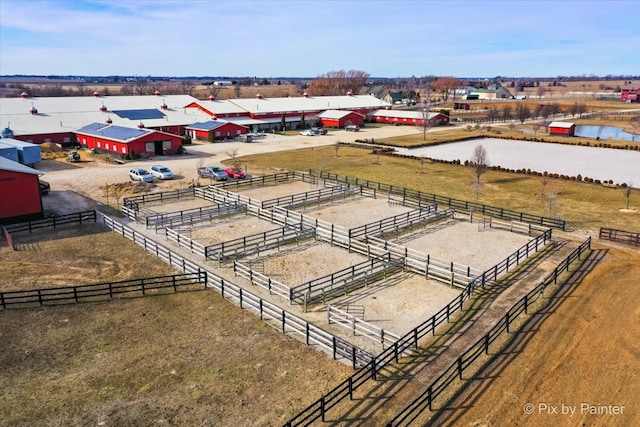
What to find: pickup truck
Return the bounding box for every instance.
[198,166,228,181]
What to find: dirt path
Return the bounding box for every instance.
[428,242,640,427]
[313,236,582,425]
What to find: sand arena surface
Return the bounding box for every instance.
[120,180,543,354]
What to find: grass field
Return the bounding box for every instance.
[230,145,639,232]
[0,226,352,426]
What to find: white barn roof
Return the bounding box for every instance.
[0,95,211,137]
[371,110,443,120]
[0,156,42,175]
[227,95,390,114]
[548,121,575,128]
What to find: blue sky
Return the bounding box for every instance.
[1,0,638,78]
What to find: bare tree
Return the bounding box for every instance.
[307,69,370,96]
[334,141,341,157]
[102,182,110,207]
[622,183,633,209]
[134,78,150,95]
[546,183,559,218]
[180,80,195,96]
[469,144,489,203]
[226,148,241,171]
[515,103,531,124]
[112,185,124,211]
[536,85,546,99]
[431,76,460,102]
[418,96,432,141]
[419,155,428,174]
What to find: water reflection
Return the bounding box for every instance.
[574,125,639,142]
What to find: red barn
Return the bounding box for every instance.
[371,110,449,127]
[621,83,640,103]
[548,121,576,136]
[0,157,44,224]
[185,121,247,141]
[75,123,182,159]
[316,110,365,128]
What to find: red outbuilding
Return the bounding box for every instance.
[316,110,365,128]
[621,83,640,103]
[75,123,183,158]
[185,120,247,141]
[548,121,576,136]
[0,157,44,224]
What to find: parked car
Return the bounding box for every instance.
[300,129,315,136]
[129,168,154,183]
[223,167,246,179]
[198,166,228,181]
[311,127,327,135]
[150,165,174,180]
[39,180,51,195]
[345,125,360,132]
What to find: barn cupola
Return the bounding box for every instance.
[212,115,217,121]
[30,104,38,115]
[303,92,309,98]
[208,94,215,101]
[160,101,168,110]
[255,93,262,99]
[92,91,100,97]
[20,91,29,98]
[106,117,113,124]
[1,126,14,139]
[154,90,161,96]
[137,122,145,128]
[99,103,108,112]
[346,90,353,96]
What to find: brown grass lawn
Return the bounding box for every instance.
[431,243,640,426]
[232,145,640,232]
[0,225,352,426]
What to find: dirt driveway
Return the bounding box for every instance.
[39,125,425,215]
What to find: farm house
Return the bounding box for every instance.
[75,123,183,159]
[0,157,44,224]
[548,121,576,136]
[371,110,449,127]
[186,121,247,141]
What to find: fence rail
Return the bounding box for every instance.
[283,224,555,427]
[233,261,292,300]
[328,305,401,349]
[261,184,360,210]
[386,237,592,426]
[3,210,97,234]
[310,171,566,230]
[348,205,445,240]
[290,254,403,306]
[97,212,374,369]
[145,202,245,230]
[0,272,207,309]
[206,224,315,263]
[599,227,640,246]
[365,236,482,288]
[122,187,196,211]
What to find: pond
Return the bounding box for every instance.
[574,125,639,142]
[394,138,640,187]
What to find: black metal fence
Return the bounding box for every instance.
[0,272,207,309]
[386,237,591,426]
[311,171,566,230]
[599,227,640,246]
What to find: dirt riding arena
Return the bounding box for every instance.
[124,176,545,354]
